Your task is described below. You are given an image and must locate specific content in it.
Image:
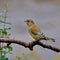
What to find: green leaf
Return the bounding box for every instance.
[0,27,11,31]
[7,46,13,52]
[2,46,12,55]
[4,27,11,30]
[2,30,7,35]
[0,20,11,25]
[2,51,7,55]
[0,47,2,50]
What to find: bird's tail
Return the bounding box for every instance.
[44,36,55,42]
[50,38,55,42]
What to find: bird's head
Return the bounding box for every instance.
[24,19,34,27]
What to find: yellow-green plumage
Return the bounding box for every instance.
[25,19,55,42]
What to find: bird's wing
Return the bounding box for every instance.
[31,31,45,38]
[31,24,41,32]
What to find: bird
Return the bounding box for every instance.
[24,19,55,42]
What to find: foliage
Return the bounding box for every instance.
[0,4,13,58]
[0,46,12,57]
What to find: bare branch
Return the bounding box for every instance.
[0,38,60,52]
